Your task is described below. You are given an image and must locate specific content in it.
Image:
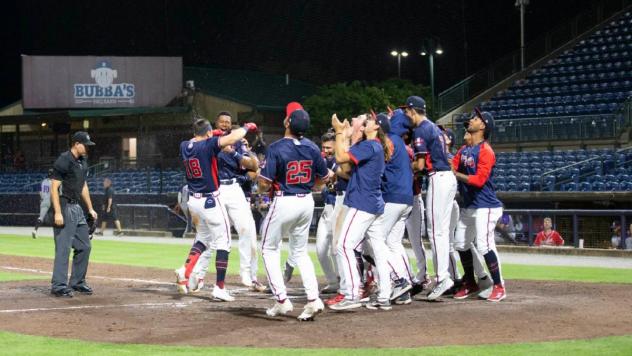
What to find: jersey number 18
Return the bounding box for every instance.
[184,158,203,179]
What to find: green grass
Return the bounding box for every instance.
[0,331,631,355]
[1,234,632,284]
[0,270,47,282]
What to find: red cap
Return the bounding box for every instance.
[285,102,303,118]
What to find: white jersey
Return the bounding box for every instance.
[40,178,51,201]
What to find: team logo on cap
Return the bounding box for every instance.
[73,61,136,105]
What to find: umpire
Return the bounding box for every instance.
[50,131,98,297]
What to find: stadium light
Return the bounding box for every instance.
[390,50,409,79]
[420,38,443,119]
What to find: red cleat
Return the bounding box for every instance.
[487,284,506,302]
[325,293,345,306]
[453,281,480,300]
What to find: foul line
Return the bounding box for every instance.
[0,301,196,314]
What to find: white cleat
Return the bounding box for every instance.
[266,300,294,317]
[174,267,188,295]
[32,230,37,239]
[297,298,325,321]
[427,278,454,301]
[241,276,253,288]
[188,274,205,293]
[477,276,494,299]
[212,285,235,302]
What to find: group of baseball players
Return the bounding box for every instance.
[173,95,506,321]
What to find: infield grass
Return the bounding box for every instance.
[1,234,631,284]
[0,331,631,355]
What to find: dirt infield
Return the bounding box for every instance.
[1,254,631,348]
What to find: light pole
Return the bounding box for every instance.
[390,50,409,79]
[420,39,443,118]
[515,0,529,70]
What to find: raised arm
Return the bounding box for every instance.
[331,114,352,164]
[218,123,258,148]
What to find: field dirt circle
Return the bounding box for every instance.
[1,254,631,348]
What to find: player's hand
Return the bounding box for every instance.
[331,114,345,133]
[212,129,224,137]
[89,209,98,220]
[242,122,258,132]
[54,213,64,227]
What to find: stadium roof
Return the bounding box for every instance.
[184,67,316,111]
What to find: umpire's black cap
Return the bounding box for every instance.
[72,131,95,146]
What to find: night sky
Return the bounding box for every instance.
[1,0,597,108]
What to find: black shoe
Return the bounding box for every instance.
[51,288,74,298]
[71,285,93,295]
[410,283,424,297]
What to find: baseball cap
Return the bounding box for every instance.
[399,96,427,112]
[288,109,310,136]
[375,113,391,134]
[438,125,455,146]
[285,102,303,118]
[72,131,95,146]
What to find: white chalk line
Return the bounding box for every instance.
[0,301,198,314]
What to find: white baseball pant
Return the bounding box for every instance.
[449,200,462,281]
[382,202,414,282]
[187,192,232,252]
[219,182,259,284]
[260,193,319,301]
[38,198,51,221]
[454,207,502,281]
[337,207,392,301]
[316,203,338,286]
[331,193,347,290]
[406,193,428,282]
[426,171,457,283]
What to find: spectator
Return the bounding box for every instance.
[96,178,123,236]
[252,131,267,155]
[611,221,622,249]
[534,217,564,247]
[627,224,632,250]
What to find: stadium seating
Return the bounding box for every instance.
[469,11,632,141]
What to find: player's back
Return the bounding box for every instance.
[180,137,221,193]
[261,137,327,194]
[413,120,451,171]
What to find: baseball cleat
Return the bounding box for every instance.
[487,284,506,302]
[283,262,294,284]
[365,297,392,311]
[32,230,37,239]
[297,298,325,321]
[266,299,293,317]
[477,276,494,299]
[328,299,362,311]
[212,286,235,302]
[241,276,253,288]
[174,267,188,295]
[325,293,345,306]
[453,280,479,299]
[188,274,205,293]
[359,281,377,302]
[395,292,412,305]
[390,278,412,301]
[427,278,454,301]
[250,280,267,292]
[320,284,339,294]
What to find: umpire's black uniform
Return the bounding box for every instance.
[50,131,97,297]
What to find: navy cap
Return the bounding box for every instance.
[288,109,310,136]
[469,108,494,139]
[389,109,412,137]
[375,113,391,134]
[72,131,95,146]
[438,125,455,147]
[399,96,427,112]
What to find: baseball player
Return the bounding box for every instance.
[373,113,415,305]
[174,117,258,301]
[329,113,393,311]
[452,109,506,302]
[258,108,330,321]
[32,169,53,239]
[315,131,340,294]
[403,95,457,301]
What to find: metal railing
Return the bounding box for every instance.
[437,1,632,116]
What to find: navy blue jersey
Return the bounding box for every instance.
[382,134,413,205]
[344,139,385,214]
[180,136,221,193]
[332,158,349,192]
[260,137,328,194]
[412,120,451,172]
[453,141,502,209]
[217,140,247,180]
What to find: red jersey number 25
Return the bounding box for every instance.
[286,160,312,184]
[184,158,203,179]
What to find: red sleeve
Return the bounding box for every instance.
[467,144,495,188]
[553,231,564,246]
[347,152,358,165]
[534,232,543,246]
